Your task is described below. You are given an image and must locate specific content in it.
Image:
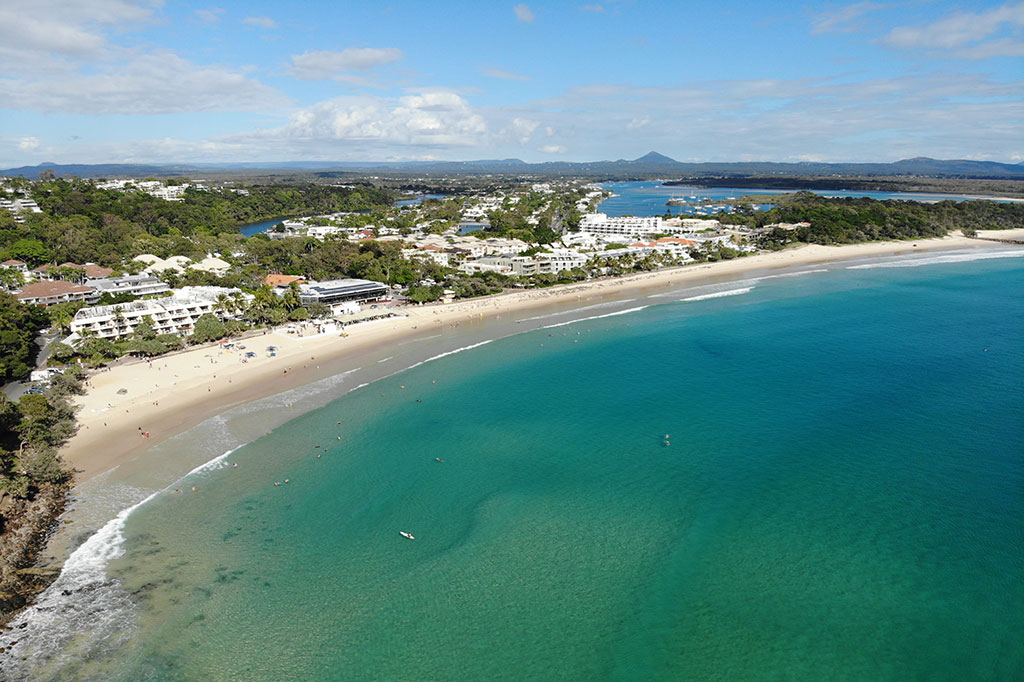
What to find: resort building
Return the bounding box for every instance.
[578,213,665,238]
[91,274,171,298]
[464,250,588,277]
[69,286,249,340]
[16,280,96,306]
[297,279,389,308]
[0,198,43,222]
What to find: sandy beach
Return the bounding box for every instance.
[61,234,1000,482]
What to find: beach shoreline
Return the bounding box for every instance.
[60,234,1002,484]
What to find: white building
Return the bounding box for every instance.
[297,279,389,308]
[91,274,171,298]
[70,286,249,340]
[578,213,665,238]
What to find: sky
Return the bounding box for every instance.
[1,0,1022,166]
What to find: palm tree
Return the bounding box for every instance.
[230,291,247,315]
[214,293,232,317]
[281,282,301,312]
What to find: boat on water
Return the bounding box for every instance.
[399,531,415,540]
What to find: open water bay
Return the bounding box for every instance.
[4,250,1023,681]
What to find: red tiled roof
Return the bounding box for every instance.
[657,238,696,245]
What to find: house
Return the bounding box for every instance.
[0,259,28,273]
[16,280,96,306]
[133,254,192,275]
[190,256,232,277]
[33,262,115,281]
[265,274,306,288]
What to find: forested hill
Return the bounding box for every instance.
[5,155,1024,180]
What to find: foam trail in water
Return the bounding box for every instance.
[756,268,829,280]
[377,356,393,363]
[517,299,636,323]
[847,250,1024,269]
[681,287,754,302]
[538,305,650,329]
[405,339,494,370]
[0,447,240,680]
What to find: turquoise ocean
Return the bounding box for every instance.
[3,248,1022,680]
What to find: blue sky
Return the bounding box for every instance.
[1,0,1022,166]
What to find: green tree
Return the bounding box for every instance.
[47,300,84,334]
[0,267,24,290]
[406,284,443,303]
[6,238,49,265]
[191,313,226,343]
[132,315,157,340]
[47,341,77,364]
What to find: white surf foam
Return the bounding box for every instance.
[405,339,494,370]
[538,305,650,329]
[0,447,240,679]
[681,287,754,302]
[516,299,636,323]
[846,249,1024,269]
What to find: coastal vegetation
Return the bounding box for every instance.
[0,369,80,619]
[715,192,1024,247]
[664,174,1024,198]
[0,292,49,384]
[0,178,394,267]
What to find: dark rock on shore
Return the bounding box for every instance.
[0,482,70,627]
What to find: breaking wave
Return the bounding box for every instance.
[681,287,754,302]
[847,250,1024,269]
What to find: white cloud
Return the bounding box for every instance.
[0,51,286,114]
[243,91,487,151]
[196,8,225,23]
[952,37,1024,59]
[18,137,41,152]
[0,0,158,64]
[510,118,539,143]
[538,145,567,154]
[811,2,882,34]
[582,4,605,13]
[242,15,277,29]
[514,4,535,23]
[883,2,1024,52]
[482,68,531,81]
[627,117,649,130]
[289,48,404,80]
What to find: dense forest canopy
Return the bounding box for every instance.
[0,292,48,384]
[0,180,395,266]
[718,192,1024,246]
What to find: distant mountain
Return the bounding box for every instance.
[0,162,203,179]
[631,151,678,165]
[3,154,1023,180]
